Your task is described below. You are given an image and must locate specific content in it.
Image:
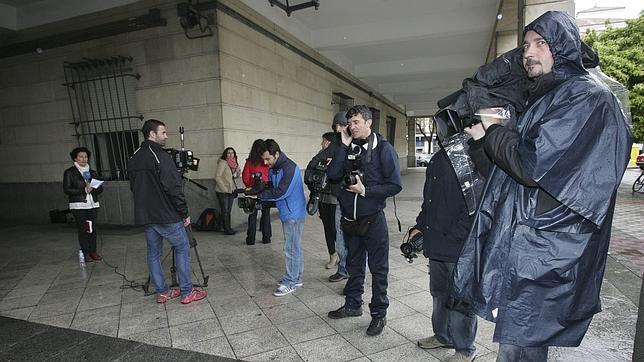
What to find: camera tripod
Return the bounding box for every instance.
[142,224,209,295]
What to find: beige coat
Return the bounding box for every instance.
[214,159,239,193]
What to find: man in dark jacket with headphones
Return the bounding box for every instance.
[326,105,402,336]
[128,119,207,305]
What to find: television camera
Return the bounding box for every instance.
[304,161,329,215]
[164,126,206,191]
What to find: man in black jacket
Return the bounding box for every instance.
[411,142,487,362]
[326,105,402,337]
[128,119,207,305]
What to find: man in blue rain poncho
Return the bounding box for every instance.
[452,11,633,361]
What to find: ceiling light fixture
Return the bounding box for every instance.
[268,0,320,16]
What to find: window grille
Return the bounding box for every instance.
[63,56,143,180]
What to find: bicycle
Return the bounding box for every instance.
[633,154,644,193]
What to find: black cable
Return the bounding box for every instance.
[94,232,171,293]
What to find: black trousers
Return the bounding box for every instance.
[71,208,98,255]
[318,202,336,255]
[247,204,272,242]
[216,192,235,232]
[343,211,389,318]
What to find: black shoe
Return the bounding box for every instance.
[262,238,271,244]
[224,229,236,235]
[328,305,363,319]
[328,273,348,283]
[366,316,386,336]
[246,240,255,245]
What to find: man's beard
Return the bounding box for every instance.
[525,59,543,78]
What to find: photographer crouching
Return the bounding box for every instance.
[326,105,402,336]
[127,119,206,304]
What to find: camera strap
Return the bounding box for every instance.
[371,133,402,232]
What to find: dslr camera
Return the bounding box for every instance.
[235,172,271,214]
[342,144,364,188]
[304,162,329,215]
[400,229,424,263]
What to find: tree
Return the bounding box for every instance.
[583,15,644,142]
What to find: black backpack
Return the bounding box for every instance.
[194,208,223,231]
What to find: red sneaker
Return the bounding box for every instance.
[157,288,180,303]
[180,288,207,304]
[89,252,102,261]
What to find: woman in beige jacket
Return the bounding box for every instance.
[215,147,239,235]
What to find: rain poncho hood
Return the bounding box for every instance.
[452,11,633,347]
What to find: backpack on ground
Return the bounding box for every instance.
[194,208,223,231]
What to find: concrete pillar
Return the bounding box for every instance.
[407,117,416,168]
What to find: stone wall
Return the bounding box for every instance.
[0,0,407,225]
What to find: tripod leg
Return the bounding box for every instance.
[192,245,209,287]
[143,275,152,295]
[185,225,209,287]
[170,247,178,288]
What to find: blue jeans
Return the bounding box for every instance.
[496,344,548,362]
[334,206,348,277]
[280,219,304,288]
[429,260,477,357]
[145,222,193,296]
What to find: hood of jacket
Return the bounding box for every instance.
[524,11,586,81]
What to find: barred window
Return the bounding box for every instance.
[63,56,142,180]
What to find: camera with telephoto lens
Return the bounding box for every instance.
[304,162,329,215]
[235,172,271,214]
[400,229,424,263]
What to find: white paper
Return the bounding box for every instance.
[90,179,104,188]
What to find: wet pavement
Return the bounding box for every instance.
[0,168,641,361]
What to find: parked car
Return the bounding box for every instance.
[416,152,432,167]
[637,153,644,171]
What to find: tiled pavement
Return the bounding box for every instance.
[0,169,641,361]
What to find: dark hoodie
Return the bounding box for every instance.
[453,11,633,347]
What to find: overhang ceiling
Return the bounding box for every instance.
[240,0,500,116]
[0,0,502,116]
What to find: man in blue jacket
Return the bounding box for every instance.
[452,11,632,361]
[256,139,307,297]
[326,105,402,336]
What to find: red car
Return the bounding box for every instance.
[637,154,644,171]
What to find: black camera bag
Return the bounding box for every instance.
[341,213,378,237]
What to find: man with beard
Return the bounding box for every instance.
[452,11,632,361]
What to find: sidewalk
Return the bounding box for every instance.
[0,169,641,361]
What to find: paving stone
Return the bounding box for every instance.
[228,325,289,358]
[245,345,304,361]
[368,342,441,361]
[293,334,363,362]
[218,309,272,335]
[340,324,407,355]
[170,317,224,347]
[276,315,336,344]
